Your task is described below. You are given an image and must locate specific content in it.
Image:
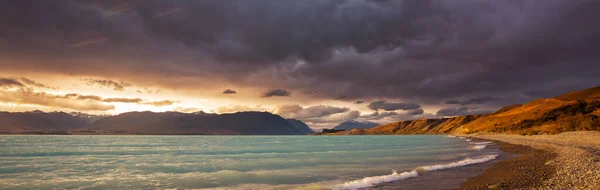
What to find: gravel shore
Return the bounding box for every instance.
[471,131,600,189]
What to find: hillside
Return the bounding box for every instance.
[327,85,600,135]
[332,120,380,130]
[0,110,313,135]
[287,119,315,134]
[554,85,600,101]
[332,115,482,135]
[72,111,312,135]
[455,85,600,135]
[0,111,89,133]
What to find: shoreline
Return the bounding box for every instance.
[369,131,600,190]
[459,140,556,189]
[464,131,600,189]
[365,137,548,190]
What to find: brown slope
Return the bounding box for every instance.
[331,85,600,136]
[456,85,600,135]
[554,85,600,101]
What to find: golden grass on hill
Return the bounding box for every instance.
[327,85,600,136]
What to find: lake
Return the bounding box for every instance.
[0,135,498,189]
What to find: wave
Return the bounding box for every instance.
[446,135,456,138]
[333,170,419,190]
[469,145,487,150]
[333,154,498,190]
[471,141,492,145]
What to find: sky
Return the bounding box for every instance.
[1,0,599,130]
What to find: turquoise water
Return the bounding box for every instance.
[0,135,498,189]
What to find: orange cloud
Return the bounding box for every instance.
[0,89,114,111]
[143,100,177,107]
[83,78,132,91]
[103,97,143,103]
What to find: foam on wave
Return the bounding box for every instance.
[471,141,492,145]
[469,145,487,150]
[333,154,498,190]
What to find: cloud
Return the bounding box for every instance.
[213,105,270,113]
[407,108,424,115]
[0,89,114,111]
[302,111,360,124]
[355,100,364,104]
[367,100,421,111]
[14,77,55,89]
[103,98,143,103]
[62,92,181,107]
[84,78,132,91]
[173,107,201,113]
[273,104,303,115]
[436,107,492,116]
[63,93,144,103]
[63,93,103,101]
[262,89,291,97]
[275,105,349,119]
[445,97,498,105]
[0,78,25,89]
[222,89,237,94]
[333,95,347,100]
[273,104,361,127]
[360,111,398,120]
[1,0,600,112]
[143,100,177,107]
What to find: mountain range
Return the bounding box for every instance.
[0,111,313,135]
[2,85,599,136]
[327,85,600,135]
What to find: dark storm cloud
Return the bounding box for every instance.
[367,100,420,111]
[277,105,349,119]
[436,107,492,117]
[334,95,348,100]
[445,97,498,106]
[355,100,364,104]
[262,89,291,98]
[360,111,398,120]
[84,79,132,92]
[407,108,424,116]
[1,0,600,108]
[222,89,237,94]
